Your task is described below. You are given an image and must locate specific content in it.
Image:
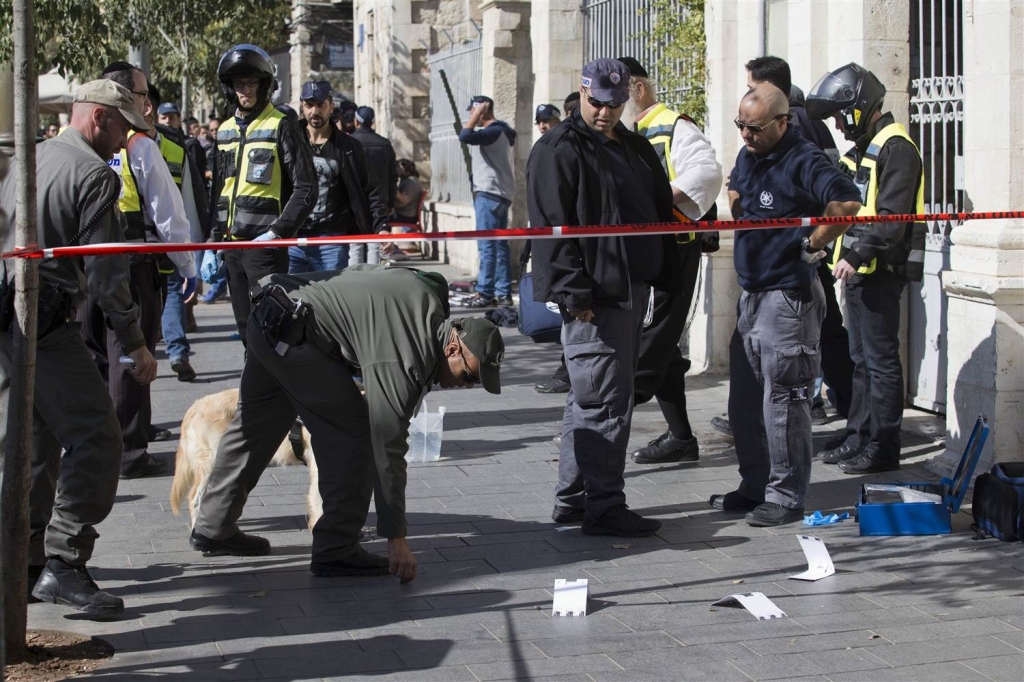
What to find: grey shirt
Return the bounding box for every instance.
[459,121,517,202]
[0,129,144,352]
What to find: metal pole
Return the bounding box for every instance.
[1,0,39,665]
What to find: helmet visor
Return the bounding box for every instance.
[805,72,857,120]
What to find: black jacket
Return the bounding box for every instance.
[350,127,398,211]
[527,109,683,312]
[300,123,387,235]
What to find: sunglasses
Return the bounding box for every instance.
[458,343,479,386]
[584,90,624,110]
[734,115,786,133]
[130,90,149,100]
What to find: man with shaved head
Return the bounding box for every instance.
[707,83,862,527]
[1,80,158,615]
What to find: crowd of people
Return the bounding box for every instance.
[1,45,923,617]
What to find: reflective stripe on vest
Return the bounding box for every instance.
[636,103,697,244]
[829,122,926,277]
[216,105,284,240]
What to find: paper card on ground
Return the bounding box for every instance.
[552,578,589,617]
[790,534,836,581]
[710,592,787,620]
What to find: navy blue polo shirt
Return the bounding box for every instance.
[729,127,860,292]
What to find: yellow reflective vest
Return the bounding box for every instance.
[830,122,926,280]
[215,104,285,240]
[635,103,700,244]
[110,131,185,241]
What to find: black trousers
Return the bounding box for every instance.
[844,270,906,458]
[82,259,163,468]
[225,246,289,343]
[817,262,854,418]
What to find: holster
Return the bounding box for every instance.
[250,282,309,356]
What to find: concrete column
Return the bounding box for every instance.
[529,1,584,143]
[930,1,1024,476]
[446,0,532,273]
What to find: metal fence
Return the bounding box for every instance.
[426,40,482,206]
[582,0,699,106]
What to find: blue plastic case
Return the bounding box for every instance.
[855,415,990,536]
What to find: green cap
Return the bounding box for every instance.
[452,317,504,394]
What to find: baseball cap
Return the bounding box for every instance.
[466,95,494,112]
[616,56,649,79]
[300,80,332,103]
[452,317,504,395]
[580,58,631,104]
[157,102,179,116]
[535,103,561,122]
[355,106,375,125]
[74,79,150,132]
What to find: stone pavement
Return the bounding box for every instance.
[27,262,1023,681]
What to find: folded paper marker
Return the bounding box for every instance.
[552,578,589,617]
[710,592,787,620]
[789,534,836,581]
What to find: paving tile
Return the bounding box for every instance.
[397,639,548,668]
[322,666,478,681]
[827,661,992,682]
[864,633,1022,667]
[531,631,682,657]
[254,649,406,678]
[872,615,1019,642]
[665,617,813,645]
[961,653,1024,681]
[466,653,622,680]
[606,650,752,680]
[742,629,893,655]
[913,596,1024,621]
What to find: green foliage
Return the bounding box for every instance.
[642,0,707,128]
[0,0,290,114]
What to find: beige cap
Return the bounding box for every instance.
[74,79,150,132]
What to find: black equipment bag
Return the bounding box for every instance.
[972,462,1024,542]
[517,272,561,343]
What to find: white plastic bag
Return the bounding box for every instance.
[406,397,445,463]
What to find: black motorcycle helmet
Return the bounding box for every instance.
[218,44,277,111]
[806,62,886,140]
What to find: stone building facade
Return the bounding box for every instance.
[339,0,1021,472]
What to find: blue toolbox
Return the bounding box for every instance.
[855,415,990,536]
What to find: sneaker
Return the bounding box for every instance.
[839,447,900,475]
[810,405,828,425]
[465,294,497,308]
[745,502,804,527]
[817,442,861,465]
[709,490,761,512]
[120,452,168,479]
[200,288,227,304]
[189,529,271,556]
[710,416,733,437]
[552,506,584,524]
[497,295,514,307]
[31,558,124,615]
[170,357,197,382]
[535,377,571,394]
[310,546,390,577]
[632,431,699,464]
[582,505,661,537]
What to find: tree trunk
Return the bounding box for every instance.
[1,0,39,664]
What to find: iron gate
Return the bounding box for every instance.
[426,40,482,206]
[907,0,963,414]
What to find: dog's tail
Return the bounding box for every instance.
[169,410,197,516]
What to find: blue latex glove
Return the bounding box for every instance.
[252,230,278,243]
[803,511,851,526]
[200,251,222,283]
[180,275,198,304]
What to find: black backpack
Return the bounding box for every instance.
[972,462,1024,542]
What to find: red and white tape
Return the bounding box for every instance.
[3,210,1022,260]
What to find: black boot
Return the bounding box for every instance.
[632,431,699,464]
[839,445,900,474]
[190,529,271,556]
[582,505,661,537]
[310,546,390,577]
[31,558,124,615]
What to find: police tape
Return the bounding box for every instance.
[3,210,1022,260]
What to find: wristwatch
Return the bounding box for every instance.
[801,236,818,253]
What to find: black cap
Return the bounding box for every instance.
[535,103,561,122]
[466,95,494,112]
[355,105,375,125]
[300,80,332,103]
[616,56,648,78]
[580,58,631,103]
[452,318,504,395]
